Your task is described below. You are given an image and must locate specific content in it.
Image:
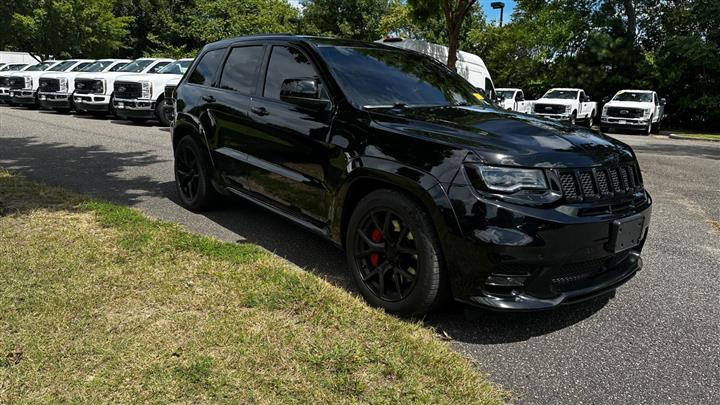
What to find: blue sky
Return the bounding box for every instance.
[288,0,517,24]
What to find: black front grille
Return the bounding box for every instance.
[534,103,566,114]
[7,76,25,89]
[0,77,8,87]
[551,253,631,292]
[606,107,644,118]
[114,81,142,99]
[557,163,643,203]
[164,85,176,105]
[39,78,60,93]
[75,78,103,94]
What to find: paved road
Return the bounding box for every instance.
[1,107,718,404]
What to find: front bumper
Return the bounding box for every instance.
[9,89,37,105]
[443,180,652,311]
[534,113,571,121]
[601,117,651,131]
[73,94,110,112]
[113,98,156,119]
[39,92,72,109]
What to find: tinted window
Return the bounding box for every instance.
[189,49,225,86]
[317,46,485,108]
[148,62,170,74]
[219,46,264,94]
[108,62,129,72]
[263,46,317,100]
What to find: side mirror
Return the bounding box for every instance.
[602,96,610,104]
[280,77,330,110]
[517,95,525,101]
[660,98,667,106]
[584,96,591,102]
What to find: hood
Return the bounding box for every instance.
[40,71,84,80]
[604,100,651,109]
[369,105,635,168]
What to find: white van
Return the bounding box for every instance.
[376,38,496,99]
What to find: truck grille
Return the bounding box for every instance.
[606,107,644,118]
[7,77,25,89]
[39,78,60,93]
[164,85,176,105]
[75,78,103,94]
[114,81,142,99]
[0,77,8,87]
[557,163,643,203]
[534,103,566,114]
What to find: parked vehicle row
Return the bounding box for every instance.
[495,86,666,134]
[0,57,192,126]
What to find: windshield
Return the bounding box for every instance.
[119,59,154,73]
[543,90,578,100]
[48,61,77,72]
[317,46,487,108]
[1,64,26,71]
[613,91,653,103]
[159,60,192,75]
[25,63,53,71]
[497,90,515,100]
[80,61,116,72]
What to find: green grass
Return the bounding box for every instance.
[670,131,720,141]
[0,171,506,403]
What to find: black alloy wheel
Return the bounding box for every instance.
[174,136,218,211]
[346,190,445,316]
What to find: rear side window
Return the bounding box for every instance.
[218,46,264,94]
[149,62,170,74]
[189,49,225,86]
[263,46,317,100]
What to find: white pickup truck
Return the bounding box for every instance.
[0,62,42,103]
[73,58,174,116]
[8,60,95,107]
[532,88,598,126]
[495,88,532,113]
[112,58,193,125]
[38,59,131,113]
[600,90,666,135]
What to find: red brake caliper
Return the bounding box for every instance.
[370,228,382,267]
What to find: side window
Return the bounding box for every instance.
[109,62,128,72]
[218,46,265,94]
[579,91,586,101]
[654,93,658,105]
[484,78,494,98]
[149,62,170,74]
[517,91,523,101]
[188,49,225,86]
[263,46,318,100]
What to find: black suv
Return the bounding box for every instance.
[172,35,651,315]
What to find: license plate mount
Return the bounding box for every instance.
[609,215,645,253]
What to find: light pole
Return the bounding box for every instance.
[491,2,505,27]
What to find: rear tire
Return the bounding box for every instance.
[346,189,446,317]
[174,136,219,211]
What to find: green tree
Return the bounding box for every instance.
[300,0,391,41]
[10,0,131,59]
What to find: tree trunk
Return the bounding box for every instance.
[443,0,477,69]
[623,0,637,45]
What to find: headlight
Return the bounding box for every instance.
[602,105,608,115]
[565,105,571,113]
[141,81,151,99]
[59,78,68,93]
[466,165,548,193]
[23,76,32,89]
[643,108,651,117]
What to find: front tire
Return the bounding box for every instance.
[644,116,653,136]
[174,136,219,211]
[156,99,172,127]
[570,111,577,126]
[346,189,445,316]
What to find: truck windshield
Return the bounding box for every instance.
[159,60,193,75]
[48,61,77,72]
[25,63,53,71]
[119,60,154,73]
[543,90,578,100]
[613,92,653,103]
[317,46,487,109]
[497,90,515,99]
[0,64,26,71]
[80,61,117,72]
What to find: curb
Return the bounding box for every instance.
[668,134,720,142]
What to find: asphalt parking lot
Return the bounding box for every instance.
[1,106,718,404]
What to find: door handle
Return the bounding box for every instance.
[251,106,269,116]
[202,95,216,102]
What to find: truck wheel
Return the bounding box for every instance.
[155,100,172,127]
[346,189,447,317]
[587,110,596,127]
[644,116,653,136]
[570,111,577,126]
[651,119,660,134]
[174,136,219,211]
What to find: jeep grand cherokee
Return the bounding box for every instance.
[172,35,652,315]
